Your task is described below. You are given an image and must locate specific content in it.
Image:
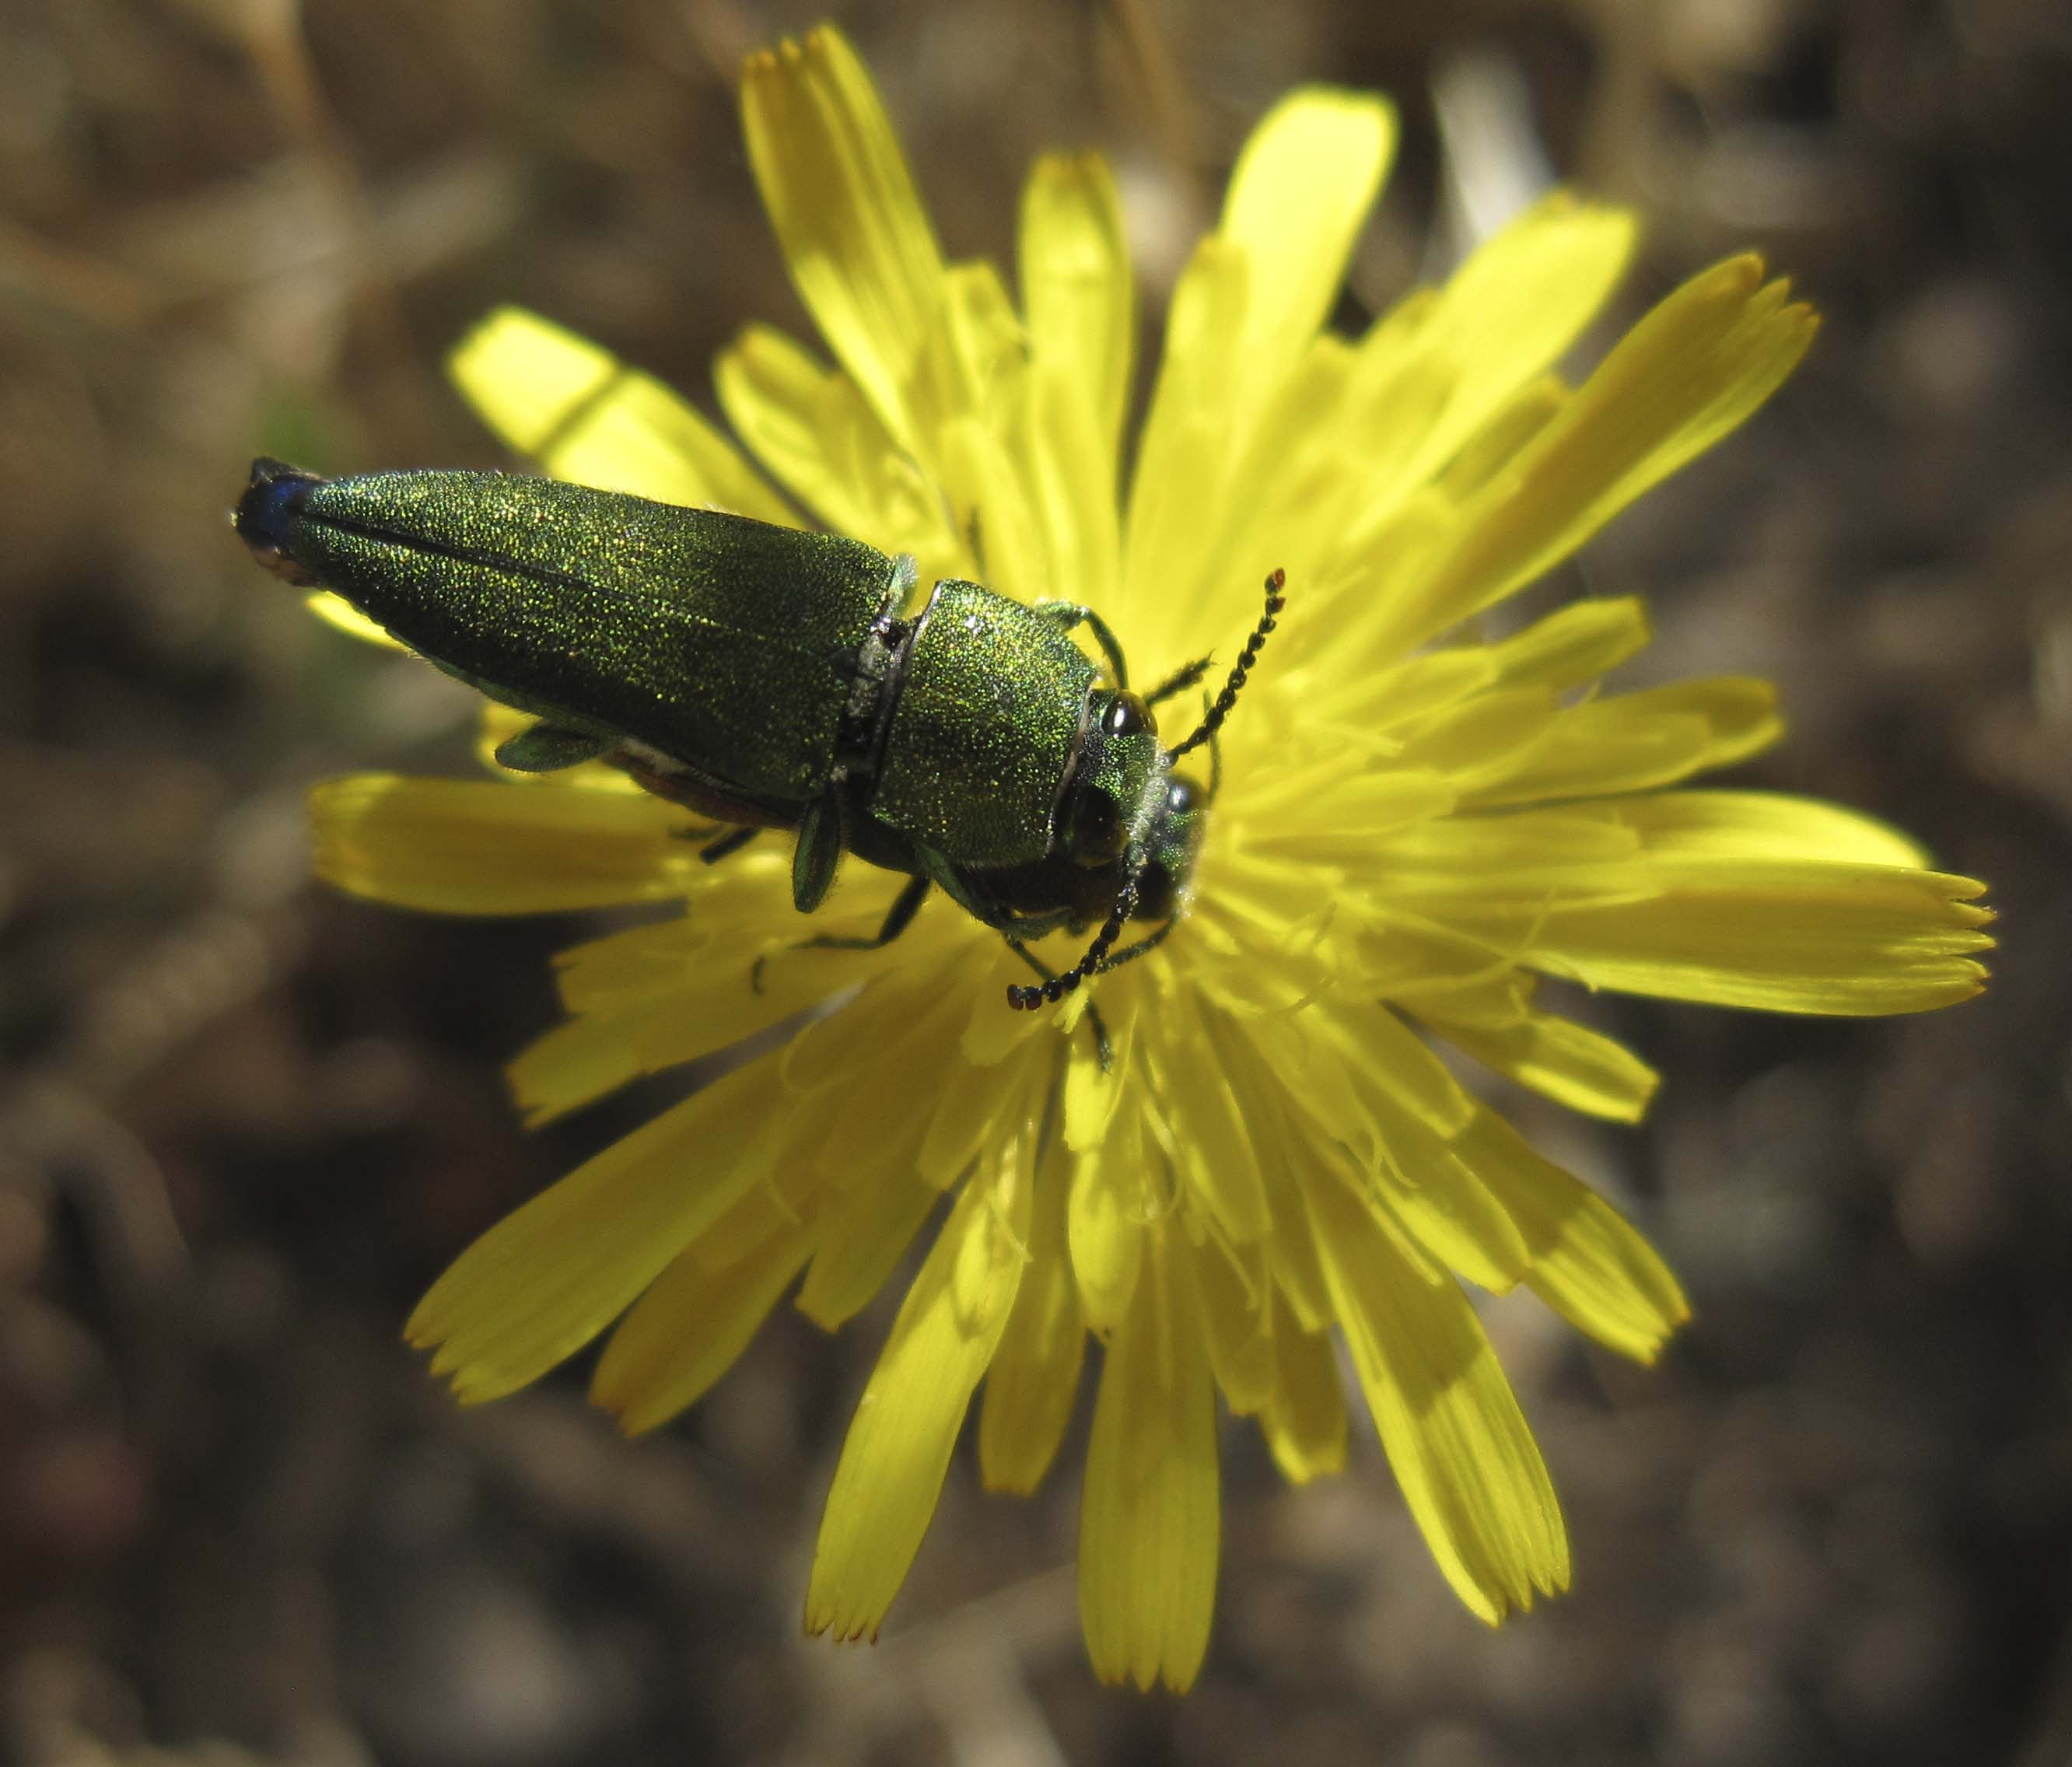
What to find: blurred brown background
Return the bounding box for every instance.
[1,1,2067,1762]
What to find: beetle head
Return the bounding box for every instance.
[1007,570,1286,1013]
[1060,688,1166,870]
[1130,772,1208,921]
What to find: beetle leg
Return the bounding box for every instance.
[802,873,931,952]
[915,849,1080,946]
[791,788,844,912]
[493,723,615,772]
[1031,601,1131,689]
[1143,655,1212,708]
[913,847,1003,928]
[751,873,933,995]
[698,826,760,865]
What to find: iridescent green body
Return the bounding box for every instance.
[235,461,1196,977]
[278,470,905,814]
[877,579,1089,866]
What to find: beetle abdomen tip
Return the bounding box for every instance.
[234,458,326,576]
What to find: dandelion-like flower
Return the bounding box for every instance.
[306,26,1993,1690]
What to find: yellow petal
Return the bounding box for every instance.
[1025,342,1126,617]
[1425,1006,1661,1124]
[505,1002,674,1129]
[1594,789,1934,867]
[1304,1167,1569,1622]
[447,306,796,522]
[1358,1086,1532,1296]
[1380,966,1535,1031]
[794,1170,943,1331]
[1079,1231,1220,1692]
[1061,998,1136,1151]
[920,260,1027,430]
[1245,770,1459,865]
[1468,678,1783,807]
[310,775,694,913]
[1220,88,1397,425]
[1314,646,1495,733]
[1265,1164,1337,1334]
[1459,1111,1689,1362]
[1487,596,1651,689]
[1185,331,1365,646]
[911,260,1056,605]
[1257,1300,1349,1485]
[936,405,1045,605]
[805,1142,1031,1642]
[1069,1103,1147,1331]
[511,956,880,1131]
[1309,997,1477,1142]
[505,873,878,1128]
[1118,237,1248,625]
[1345,194,1636,498]
[1020,151,1132,455]
[915,1044,1030,1187]
[1369,255,1820,654]
[1377,803,1638,888]
[1353,911,1524,999]
[715,321,964,572]
[590,1219,814,1434]
[407,1058,793,1403]
[1190,1233,1276,1415]
[1433,374,1569,506]
[782,961,976,1191]
[541,863,862,1010]
[978,1130,1085,1494]
[1524,862,1993,1013]
[1390,684,1563,789]
[304,590,408,650]
[742,27,945,452]
[1147,995,1269,1242]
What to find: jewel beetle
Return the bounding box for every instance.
[235,460,1281,1018]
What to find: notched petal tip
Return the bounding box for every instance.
[801,1600,878,1646]
[1706,250,1769,298]
[741,25,824,79]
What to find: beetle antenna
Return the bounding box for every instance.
[1005,876,1139,1011]
[1167,569,1285,761]
[1093,916,1175,976]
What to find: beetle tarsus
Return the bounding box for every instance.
[700,825,760,864]
[804,873,930,952]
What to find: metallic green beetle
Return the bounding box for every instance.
[235,460,1280,1012]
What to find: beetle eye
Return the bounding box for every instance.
[1103,691,1154,740]
[1167,775,1199,815]
[1069,788,1128,867]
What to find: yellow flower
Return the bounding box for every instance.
[307,26,1993,1692]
